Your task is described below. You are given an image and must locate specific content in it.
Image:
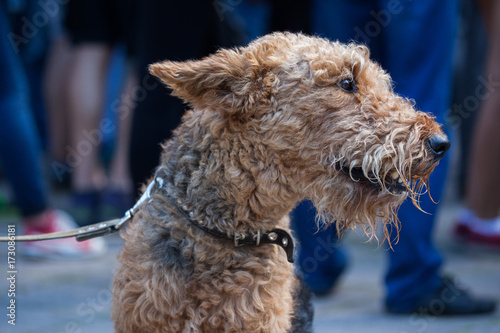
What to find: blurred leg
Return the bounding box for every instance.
[292,0,376,293]
[0,3,108,259]
[292,200,347,295]
[66,44,112,192]
[380,0,458,312]
[44,37,73,165]
[465,0,500,219]
[0,3,48,217]
[108,64,135,193]
[99,64,136,218]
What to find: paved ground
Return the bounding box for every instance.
[0,184,499,333]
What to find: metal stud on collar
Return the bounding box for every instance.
[268,232,278,241]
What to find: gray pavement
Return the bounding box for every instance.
[0,190,499,333]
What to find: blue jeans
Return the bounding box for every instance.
[0,2,48,217]
[293,0,458,311]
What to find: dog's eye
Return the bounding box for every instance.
[337,79,357,93]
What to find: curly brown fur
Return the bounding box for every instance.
[112,32,447,332]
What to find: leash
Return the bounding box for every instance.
[0,180,156,243]
[0,177,295,263]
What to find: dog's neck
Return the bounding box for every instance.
[156,109,302,235]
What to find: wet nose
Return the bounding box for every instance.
[427,135,450,159]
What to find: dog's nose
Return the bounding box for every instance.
[427,135,450,159]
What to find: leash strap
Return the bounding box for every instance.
[0,218,122,242]
[0,180,156,243]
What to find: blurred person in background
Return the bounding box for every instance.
[288,0,496,315]
[63,0,136,225]
[43,0,73,189]
[448,0,487,199]
[0,0,105,259]
[455,0,500,245]
[235,0,496,315]
[129,0,245,193]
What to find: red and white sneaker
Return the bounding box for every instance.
[22,209,106,259]
[455,208,500,246]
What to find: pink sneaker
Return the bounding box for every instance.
[455,209,500,246]
[22,210,106,259]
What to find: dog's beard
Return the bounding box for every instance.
[307,133,438,244]
[304,173,406,243]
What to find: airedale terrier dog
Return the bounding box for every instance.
[112,32,449,332]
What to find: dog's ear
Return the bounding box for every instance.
[149,48,277,118]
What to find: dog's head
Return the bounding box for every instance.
[150,32,448,241]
